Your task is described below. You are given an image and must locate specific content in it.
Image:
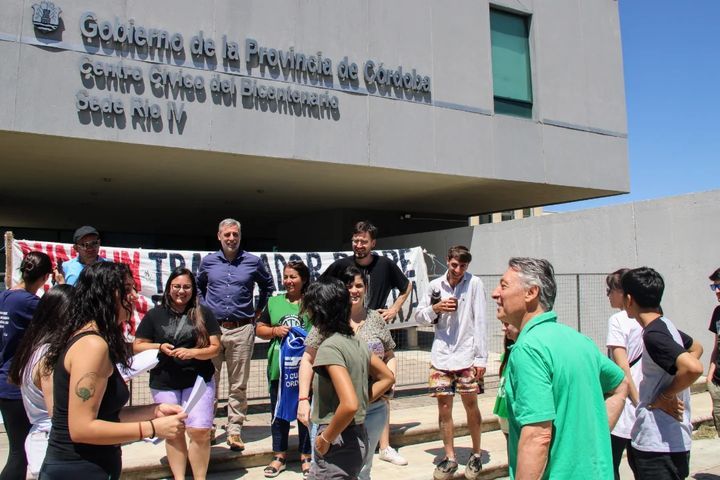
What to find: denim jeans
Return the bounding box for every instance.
[269,380,311,454]
[359,400,388,480]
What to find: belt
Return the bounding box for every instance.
[220,317,254,329]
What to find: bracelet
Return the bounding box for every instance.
[149,419,156,438]
[659,392,674,400]
[298,397,310,402]
[138,422,143,441]
[319,432,331,444]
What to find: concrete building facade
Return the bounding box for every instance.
[1,0,628,250]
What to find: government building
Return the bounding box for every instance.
[0,0,628,251]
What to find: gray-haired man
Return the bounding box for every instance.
[198,219,274,451]
[491,257,628,479]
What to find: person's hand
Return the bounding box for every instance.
[159,343,175,356]
[52,267,65,285]
[475,367,486,380]
[432,298,458,314]
[154,403,183,417]
[378,307,399,322]
[172,348,196,360]
[152,412,188,440]
[315,432,331,455]
[650,393,684,421]
[274,325,291,338]
[297,398,310,427]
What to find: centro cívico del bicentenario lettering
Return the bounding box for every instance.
[74,11,432,131]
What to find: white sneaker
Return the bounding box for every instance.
[379,446,408,466]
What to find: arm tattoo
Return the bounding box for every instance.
[75,372,98,402]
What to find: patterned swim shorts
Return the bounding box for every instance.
[428,366,479,396]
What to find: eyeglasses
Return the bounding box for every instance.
[171,284,193,291]
[710,284,720,292]
[77,239,100,250]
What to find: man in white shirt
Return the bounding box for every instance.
[415,246,487,480]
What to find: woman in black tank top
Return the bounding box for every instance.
[39,262,188,480]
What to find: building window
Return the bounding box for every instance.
[490,9,532,118]
[522,208,532,218]
[501,211,515,222]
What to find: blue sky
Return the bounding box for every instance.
[547,0,719,212]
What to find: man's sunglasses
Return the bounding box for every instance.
[710,284,720,292]
[77,239,100,250]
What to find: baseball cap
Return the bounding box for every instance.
[73,225,100,244]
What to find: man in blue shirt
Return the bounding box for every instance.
[62,226,107,286]
[198,218,274,451]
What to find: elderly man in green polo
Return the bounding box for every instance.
[491,257,629,479]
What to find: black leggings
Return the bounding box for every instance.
[0,398,30,480]
[610,434,630,480]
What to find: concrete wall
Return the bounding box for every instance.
[385,190,720,366]
[0,0,627,193]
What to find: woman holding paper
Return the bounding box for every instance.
[8,284,73,478]
[40,262,187,479]
[256,260,313,478]
[134,267,221,480]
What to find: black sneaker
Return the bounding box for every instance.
[434,458,459,480]
[465,453,483,480]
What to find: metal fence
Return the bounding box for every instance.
[127,273,614,405]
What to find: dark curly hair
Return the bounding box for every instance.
[44,262,134,373]
[8,285,74,386]
[302,278,353,338]
[161,268,210,348]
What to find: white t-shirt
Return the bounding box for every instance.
[606,310,643,439]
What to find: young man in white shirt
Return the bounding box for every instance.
[415,246,487,480]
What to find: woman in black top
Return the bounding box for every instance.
[40,262,187,480]
[134,267,221,480]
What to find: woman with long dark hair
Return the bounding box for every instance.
[0,251,56,479]
[256,261,313,478]
[134,267,221,480]
[8,285,73,478]
[493,322,519,441]
[40,262,187,479]
[302,278,395,480]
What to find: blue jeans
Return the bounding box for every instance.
[359,400,388,480]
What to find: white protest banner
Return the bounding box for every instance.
[10,238,430,336]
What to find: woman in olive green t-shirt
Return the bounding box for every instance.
[302,278,395,480]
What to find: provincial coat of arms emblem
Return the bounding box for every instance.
[32,1,61,33]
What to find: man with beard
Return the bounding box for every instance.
[198,218,274,452]
[415,246,487,480]
[321,221,411,321]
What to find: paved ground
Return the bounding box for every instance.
[0,385,716,479]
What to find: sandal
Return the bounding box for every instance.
[301,456,313,478]
[264,455,287,478]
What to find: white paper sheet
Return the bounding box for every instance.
[182,376,207,414]
[118,349,160,381]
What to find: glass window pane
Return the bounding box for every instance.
[490,10,532,104]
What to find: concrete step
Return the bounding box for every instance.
[120,384,714,479]
[204,431,510,480]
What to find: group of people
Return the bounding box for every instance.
[0,218,716,480]
[0,220,412,479]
